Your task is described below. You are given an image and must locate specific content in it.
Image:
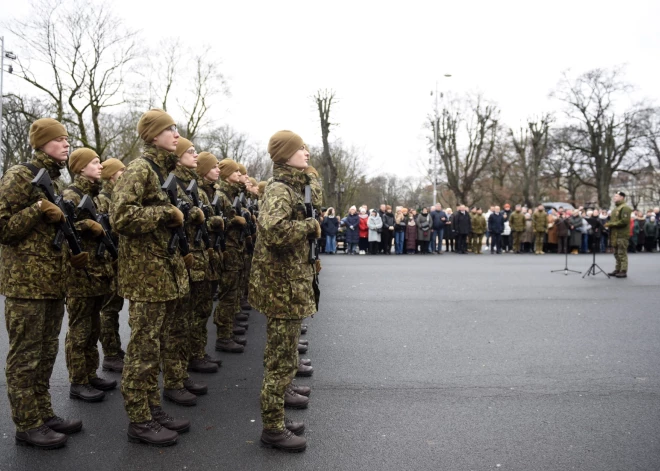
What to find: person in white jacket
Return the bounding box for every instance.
[367,210,383,255]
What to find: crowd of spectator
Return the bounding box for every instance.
[318,203,660,255]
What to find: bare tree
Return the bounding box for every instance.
[1,94,50,174]
[552,68,648,207]
[641,107,660,168]
[313,89,339,207]
[510,114,552,206]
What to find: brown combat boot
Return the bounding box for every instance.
[15,425,67,449]
[284,386,309,409]
[70,383,105,402]
[215,338,244,353]
[260,428,307,452]
[203,354,222,366]
[150,406,190,433]
[615,270,627,278]
[163,387,197,406]
[296,364,314,377]
[102,355,124,372]
[289,383,311,397]
[183,378,208,396]
[285,418,305,435]
[188,358,219,374]
[43,416,83,434]
[127,420,178,447]
[233,335,247,346]
[90,376,117,391]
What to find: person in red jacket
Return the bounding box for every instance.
[358,207,369,254]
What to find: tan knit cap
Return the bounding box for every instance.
[29,118,68,149]
[268,130,304,164]
[101,158,126,180]
[69,148,99,174]
[175,138,194,158]
[197,152,219,178]
[218,159,240,180]
[258,181,267,195]
[137,109,176,143]
[237,163,247,175]
[249,177,257,187]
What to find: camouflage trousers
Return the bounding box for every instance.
[189,281,213,361]
[214,269,240,340]
[535,233,545,253]
[4,298,65,432]
[121,299,179,423]
[100,291,124,357]
[513,231,523,252]
[65,296,103,384]
[163,295,189,390]
[241,252,252,300]
[472,234,484,253]
[261,317,302,430]
[614,238,629,271]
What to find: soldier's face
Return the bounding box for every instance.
[227,170,241,183]
[613,194,623,203]
[153,126,179,152]
[179,147,198,169]
[81,157,103,182]
[205,166,220,182]
[42,136,70,162]
[239,174,249,184]
[286,147,309,170]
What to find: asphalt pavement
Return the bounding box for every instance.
[0,251,659,470]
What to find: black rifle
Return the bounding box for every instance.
[233,192,249,243]
[31,168,90,279]
[77,195,119,260]
[211,194,226,252]
[162,173,191,256]
[304,184,320,309]
[184,179,211,249]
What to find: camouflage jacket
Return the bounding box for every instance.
[62,176,114,297]
[308,172,323,211]
[607,201,632,243]
[249,164,317,319]
[173,165,217,282]
[215,180,245,272]
[532,210,548,232]
[94,179,116,214]
[0,151,68,299]
[111,144,189,301]
[509,211,525,232]
[472,214,487,234]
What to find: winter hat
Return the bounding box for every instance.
[237,163,247,175]
[249,177,257,187]
[69,148,99,174]
[218,158,240,180]
[258,181,267,195]
[197,152,219,178]
[29,118,68,149]
[137,109,176,143]
[101,158,126,180]
[175,138,194,158]
[268,130,304,164]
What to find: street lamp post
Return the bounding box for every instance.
[0,36,18,163]
[430,74,452,207]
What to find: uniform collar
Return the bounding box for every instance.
[33,150,66,179]
[72,174,100,196]
[173,164,198,183]
[143,143,178,174]
[272,163,308,191]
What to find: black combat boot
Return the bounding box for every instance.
[203,354,223,366]
[215,338,245,353]
[235,320,249,330]
[102,355,124,372]
[163,388,197,406]
[297,343,308,354]
[260,428,307,452]
[300,324,308,335]
[615,270,627,278]
[188,358,219,373]
[232,326,246,336]
[240,298,252,310]
[298,339,309,346]
[290,383,311,397]
[296,364,314,377]
[43,416,83,434]
[90,377,117,391]
[70,383,105,402]
[299,358,312,366]
[150,406,190,433]
[607,270,619,276]
[183,378,208,396]
[285,418,305,435]
[127,420,178,446]
[15,425,67,449]
[235,312,249,322]
[233,335,247,346]
[284,386,309,409]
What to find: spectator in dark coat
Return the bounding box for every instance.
[488,206,504,254]
[429,203,447,253]
[416,208,432,254]
[444,208,455,252]
[453,205,472,254]
[405,211,418,254]
[380,205,395,254]
[555,213,570,254]
[343,206,360,254]
[322,207,339,254]
[566,211,583,254]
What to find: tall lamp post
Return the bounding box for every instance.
[430,74,452,206]
[335,182,345,215]
[1,36,18,162]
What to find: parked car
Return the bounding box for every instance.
[543,202,575,212]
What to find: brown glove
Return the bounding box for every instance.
[79,219,104,237]
[209,216,224,232]
[70,252,89,270]
[189,207,205,225]
[40,199,64,224]
[207,248,215,259]
[231,216,246,226]
[251,214,257,223]
[183,253,194,269]
[308,218,321,239]
[166,205,184,228]
[315,259,322,273]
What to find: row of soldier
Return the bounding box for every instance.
[0,110,322,451]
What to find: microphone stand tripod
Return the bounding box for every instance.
[551,235,581,276]
[583,236,609,279]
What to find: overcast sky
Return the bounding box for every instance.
[2,0,659,177]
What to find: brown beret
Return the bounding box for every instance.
[175,138,194,158]
[69,148,99,174]
[137,109,176,143]
[197,152,219,178]
[101,158,126,180]
[237,163,247,175]
[29,118,68,149]
[218,159,240,180]
[268,130,304,164]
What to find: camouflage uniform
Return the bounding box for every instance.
[471,214,486,253]
[94,179,125,358]
[62,176,114,384]
[213,180,245,341]
[532,210,548,253]
[607,200,632,272]
[0,151,68,432]
[248,164,317,431]
[111,144,189,423]
[509,210,525,252]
